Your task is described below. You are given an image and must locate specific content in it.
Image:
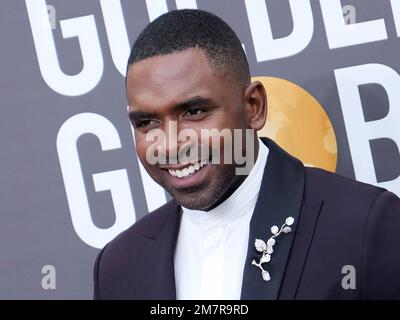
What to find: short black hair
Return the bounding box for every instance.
[127,9,250,86]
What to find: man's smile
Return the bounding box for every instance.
[166,160,208,178]
[160,161,212,190]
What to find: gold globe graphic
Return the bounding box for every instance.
[254,76,338,172]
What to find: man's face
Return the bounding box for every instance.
[126,48,257,210]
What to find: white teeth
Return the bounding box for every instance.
[167,161,207,178]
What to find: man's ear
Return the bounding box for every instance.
[243,81,267,131]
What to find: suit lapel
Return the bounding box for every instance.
[135,202,182,299]
[241,137,305,300]
[278,199,324,299]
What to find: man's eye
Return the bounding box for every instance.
[135,119,158,128]
[184,109,204,117]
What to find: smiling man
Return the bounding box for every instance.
[94,9,400,300]
[127,44,262,211]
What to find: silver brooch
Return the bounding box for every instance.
[251,217,294,281]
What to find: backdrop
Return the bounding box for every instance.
[1,0,399,299]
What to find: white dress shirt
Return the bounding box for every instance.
[174,139,269,300]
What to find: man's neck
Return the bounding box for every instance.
[204,137,260,211]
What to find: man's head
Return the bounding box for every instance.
[127,9,250,88]
[126,9,267,210]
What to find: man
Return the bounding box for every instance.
[93,9,400,299]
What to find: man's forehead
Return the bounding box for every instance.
[127,48,213,84]
[126,49,220,110]
[127,87,213,114]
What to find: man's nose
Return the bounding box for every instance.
[160,120,180,163]
[159,121,199,164]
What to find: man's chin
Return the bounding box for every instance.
[171,191,216,211]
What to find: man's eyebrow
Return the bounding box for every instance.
[174,96,214,111]
[127,97,215,121]
[128,110,157,121]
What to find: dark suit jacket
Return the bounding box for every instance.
[93,137,400,299]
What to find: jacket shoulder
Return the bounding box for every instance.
[303,166,386,206]
[294,167,399,299]
[93,199,179,299]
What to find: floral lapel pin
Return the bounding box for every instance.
[251,217,295,281]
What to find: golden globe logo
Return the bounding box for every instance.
[255,77,338,173]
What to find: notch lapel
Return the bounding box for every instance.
[278,199,324,299]
[135,202,182,299]
[241,138,305,300]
